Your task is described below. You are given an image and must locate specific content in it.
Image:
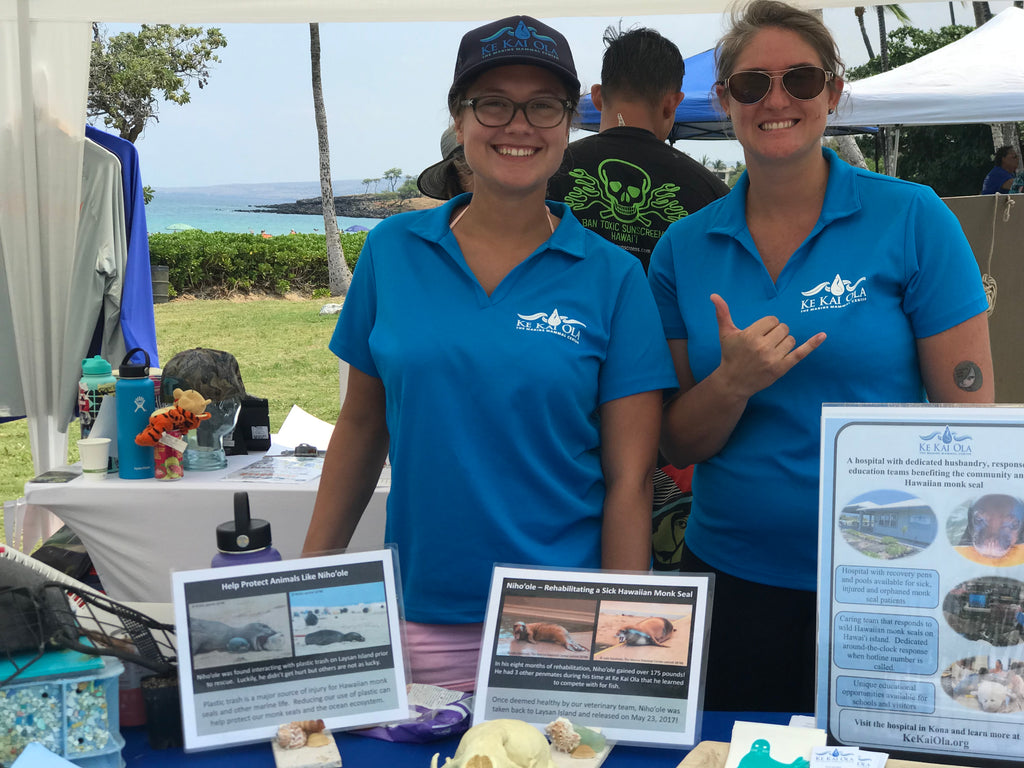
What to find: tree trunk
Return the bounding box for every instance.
[990,124,1022,171]
[310,23,351,298]
[875,8,892,175]
[855,8,875,60]
[876,7,889,71]
[972,2,992,26]
[828,135,869,170]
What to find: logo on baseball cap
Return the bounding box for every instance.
[451,16,580,96]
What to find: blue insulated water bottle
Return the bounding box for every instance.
[116,348,155,479]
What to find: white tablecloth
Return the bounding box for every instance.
[23,452,388,603]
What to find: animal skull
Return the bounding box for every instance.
[430,719,554,768]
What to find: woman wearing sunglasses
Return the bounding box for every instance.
[649,0,993,711]
[304,16,676,690]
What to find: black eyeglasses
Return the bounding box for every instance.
[724,66,835,105]
[461,96,571,128]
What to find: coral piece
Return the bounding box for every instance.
[431,719,554,768]
[275,719,327,750]
[545,717,581,753]
[277,723,307,750]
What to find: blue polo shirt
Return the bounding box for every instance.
[332,196,677,623]
[649,148,988,591]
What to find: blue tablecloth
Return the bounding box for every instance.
[121,711,795,767]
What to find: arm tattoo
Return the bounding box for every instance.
[953,361,983,392]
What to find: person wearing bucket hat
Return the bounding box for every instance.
[416,126,472,200]
[304,15,676,692]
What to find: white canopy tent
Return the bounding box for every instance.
[0,0,956,473]
[831,6,1024,128]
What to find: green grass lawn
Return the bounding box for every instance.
[1,297,342,507]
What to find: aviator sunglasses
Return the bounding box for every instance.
[724,65,835,105]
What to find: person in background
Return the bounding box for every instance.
[648,0,994,712]
[547,25,729,273]
[303,15,677,692]
[417,125,473,200]
[981,146,1019,194]
[549,25,728,556]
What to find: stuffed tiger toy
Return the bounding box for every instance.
[135,388,213,447]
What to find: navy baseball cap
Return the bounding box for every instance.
[450,16,580,97]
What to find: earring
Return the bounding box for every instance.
[828,107,835,115]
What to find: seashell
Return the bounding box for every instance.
[571,744,597,759]
[545,717,581,753]
[298,719,326,734]
[306,732,330,748]
[277,722,307,749]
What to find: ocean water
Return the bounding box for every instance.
[145,184,381,236]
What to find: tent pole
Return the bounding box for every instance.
[14,0,63,475]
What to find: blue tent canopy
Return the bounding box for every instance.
[577,49,873,141]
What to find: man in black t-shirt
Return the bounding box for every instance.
[548,27,728,272]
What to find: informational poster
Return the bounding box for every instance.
[171,550,407,751]
[818,405,1024,767]
[222,454,324,483]
[475,565,712,748]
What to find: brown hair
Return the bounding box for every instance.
[716,0,845,84]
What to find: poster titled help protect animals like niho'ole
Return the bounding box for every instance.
[819,405,1024,768]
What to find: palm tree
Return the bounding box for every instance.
[854,7,875,59]
[875,5,911,71]
[852,5,910,63]
[310,23,351,297]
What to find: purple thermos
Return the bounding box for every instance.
[211,492,282,567]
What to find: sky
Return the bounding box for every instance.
[107,3,1013,189]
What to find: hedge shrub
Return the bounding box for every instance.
[148,231,367,297]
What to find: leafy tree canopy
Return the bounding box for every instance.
[847,24,999,197]
[382,167,403,191]
[88,24,227,143]
[397,176,419,200]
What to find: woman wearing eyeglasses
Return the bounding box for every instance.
[304,16,676,690]
[649,0,993,711]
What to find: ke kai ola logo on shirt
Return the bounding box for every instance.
[799,273,867,313]
[516,308,586,344]
[480,21,561,62]
[919,426,973,454]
